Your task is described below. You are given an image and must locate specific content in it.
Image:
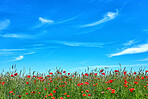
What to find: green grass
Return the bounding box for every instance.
[0,65,148,99]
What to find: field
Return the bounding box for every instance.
[0,65,148,99]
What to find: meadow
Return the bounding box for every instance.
[0,65,148,99]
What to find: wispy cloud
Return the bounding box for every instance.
[109,43,148,57]
[39,17,54,23]
[11,55,24,61]
[0,34,33,39]
[0,49,26,52]
[123,40,138,46]
[0,19,10,30]
[135,58,148,61]
[80,9,118,27]
[24,52,36,55]
[72,64,148,70]
[53,41,105,47]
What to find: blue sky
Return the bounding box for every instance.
[0,0,148,75]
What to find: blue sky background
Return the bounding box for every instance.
[0,0,148,75]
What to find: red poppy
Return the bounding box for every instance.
[2,82,5,85]
[68,73,70,75]
[94,73,97,75]
[44,88,47,90]
[100,69,104,72]
[26,82,29,84]
[107,87,111,90]
[27,75,31,78]
[86,90,89,92]
[82,94,86,96]
[134,81,138,84]
[53,90,56,93]
[115,70,119,72]
[129,88,134,92]
[145,70,148,72]
[67,95,70,97]
[9,91,13,93]
[85,73,89,76]
[124,71,126,75]
[109,80,113,83]
[102,73,105,75]
[88,94,91,96]
[11,75,14,77]
[141,76,144,80]
[14,73,18,76]
[60,97,64,99]
[49,72,53,75]
[63,71,66,73]
[26,93,28,95]
[52,97,55,99]
[134,72,136,74]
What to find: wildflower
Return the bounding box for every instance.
[145,70,148,72]
[33,76,36,77]
[72,75,74,77]
[84,82,89,85]
[68,73,70,75]
[134,81,138,84]
[60,97,64,99]
[14,73,18,76]
[11,75,14,77]
[101,91,104,94]
[45,95,47,98]
[115,70,119,72]
[44,88,47,90]
[27,75,31,78]
[85,73,89,76]
[9,91,13,93]
[26,82,29,84]
[88,94,91,96]
[81,91,84,93]
[49,72,53,75]
[86,90,89,92]
[38,92,41,94]
[82,94,86,96]
[129,88,135,92]
[100,69,104,72]
[124,71,126,75]
[18,95,21,98]
[141,76,144,80]
[94,73,97,75]
[93,84,96,86]
[53,90,56,93]
[102,73,105,75]
[63,71,66,73]
[124,85,128,87]
[111,89,115,93]
[2,82,5,86]
[52,97,55,99]
[48,93,53,96]
[64,93,67,95]
[26,93,28,95]
[134,72,136,74]
[109,80,113,83]
[107,87,111,90]
[67,95,70,97]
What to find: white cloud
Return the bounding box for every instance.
[0,49,26,52]
[109,43,148,57]
[24,52,35,55]
[54,41,104,47]
[80,9,118,27]
[0,19,10,30]
[12,55,24,61]
[123,40,138,46]
[39,17,54,23]
[0,34,32,38]
[135,58,148,61]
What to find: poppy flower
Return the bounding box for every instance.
[49,72,53,75]
[2,82,5,85]
[67,95,70,97]
[27,75,31,78]
[88,94,91,96]
[134,72,136,74]
[82,94,86,96]
[44,88,47,90]
[124,71,126,75]
[53,90,56,93]
[9,91,13,93]
[11,75,14,77]
[109,80,113,83]
[134,81,138,84]
[26,82,29,84]
[129,88,134,92]
[94,73,97,75]
[100,69,104,72]
[26,93,28,95]
[102,73,105,75]
[68,73,70,75]
[14,73,18,76]
[115,70,119,72]
[86,90,89,92]
[141,76,144,80]
[63,71,66,73]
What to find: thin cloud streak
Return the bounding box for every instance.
[53,41,104,47]
[0,19,10,30]
[135,58,148,61]
[39,17,54,23]
[0,49,26,52]
[109,43,148,57]
[0,34,33,39]
[11,55,24,61]
[123,40,138,46]
[80,9,118,27]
